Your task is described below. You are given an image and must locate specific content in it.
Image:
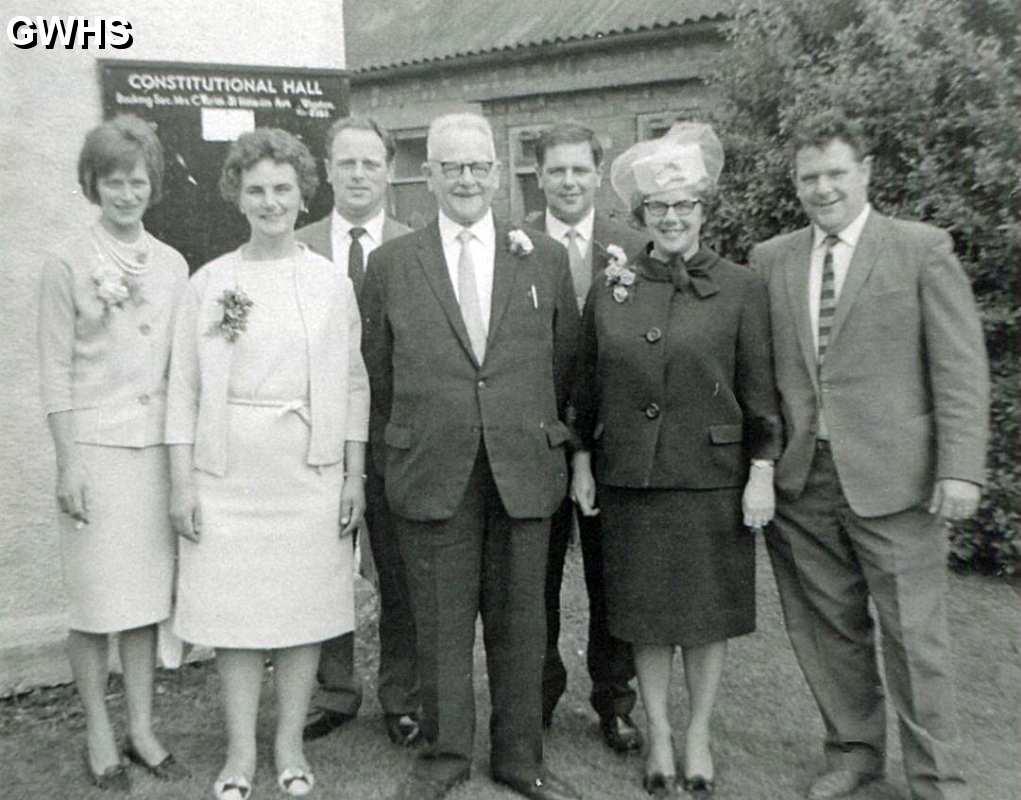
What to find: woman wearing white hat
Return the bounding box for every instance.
[570,122,781,797]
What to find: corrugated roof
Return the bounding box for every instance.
[344,0,733,72]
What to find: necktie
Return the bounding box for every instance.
[565,228,589,311]
[348,226,366,297]
[456,229,487,363]
[817,234,839,365]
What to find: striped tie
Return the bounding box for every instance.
[817,234,839,365]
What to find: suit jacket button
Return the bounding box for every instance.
[138,393,150,405]
[477,379,486,389]
[645,327,662,343]
[645,402,660,419]
[139,323,152,335]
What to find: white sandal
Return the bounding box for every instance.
[213,775,253,800]
[277,767,315,797]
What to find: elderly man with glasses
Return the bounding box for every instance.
[360,112,582,800]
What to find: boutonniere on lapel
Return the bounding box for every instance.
[91,264,145,315]
[507,229,534,257]
[603,245,635,303]
[208,288,254,343]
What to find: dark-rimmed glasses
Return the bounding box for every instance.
[433,161,495,180]
[643,199,701,218]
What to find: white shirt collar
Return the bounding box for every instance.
[332,207,385,243]
[813,203,871,250]
[545,207,595,246]
[438,209,496,248]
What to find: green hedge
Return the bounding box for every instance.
[702,0,1019,574]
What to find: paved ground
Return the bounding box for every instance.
[2,538,1018,799]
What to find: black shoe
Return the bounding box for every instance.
[124,741,190,781]
[302,709,355,741]
[83,749,131,792]
[494,771,582,800]
[385,713,423,747]
[601,713,643,753]
[643,771,677,797]
[681,773,715,797]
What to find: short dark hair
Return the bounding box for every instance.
[218,128,319,204]
[77,115,165,205]
[324,115,396,164]
[535,123,604,169]
[789,110,869,163]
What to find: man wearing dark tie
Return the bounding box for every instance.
[361,112,581,800]
[752,111,988,800]
[296,115,421,747]
[524,123,646,753]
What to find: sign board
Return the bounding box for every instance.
[100,60,348,270]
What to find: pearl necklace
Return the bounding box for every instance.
[92,223,153,276]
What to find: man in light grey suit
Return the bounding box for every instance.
[752,111,988,800]
[296,115,420,747]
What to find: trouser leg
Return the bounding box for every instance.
[542,496,571,721]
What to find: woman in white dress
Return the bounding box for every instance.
[38,115,190,790]
[167,128,369,800]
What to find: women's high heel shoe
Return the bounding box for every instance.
[681,773,715,797]
[642,771,677,797]
[82,748,131,792]
[124,740,191,781]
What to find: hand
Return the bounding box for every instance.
[170,481,202,543]
[340,476,366,538]
[56,461,90,525]
[928,478,981,521]
[570,465,600,517]
[742,469,775,531]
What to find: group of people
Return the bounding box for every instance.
[38,105,988,800]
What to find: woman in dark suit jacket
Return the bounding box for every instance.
[571,123,781,797]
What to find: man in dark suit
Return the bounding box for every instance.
[361,112,581,800]
[752,111,988,800]
[296,115,421,747]
[524,123,646,752]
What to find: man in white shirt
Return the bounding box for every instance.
[752,110,988,800]
[296,116,419,747]
[360,112,581,800]
[523,123,646,753]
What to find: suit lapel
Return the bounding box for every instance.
[783,228,820,390]
[827,212,882,348]
[487,225,519,350]
[415,222,478,365]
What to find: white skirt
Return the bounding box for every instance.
[59,444,175,633]
[174,402,354,649]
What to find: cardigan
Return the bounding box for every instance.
[165,245,369,477]
[37,225,189,447]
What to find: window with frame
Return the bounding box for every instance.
[389,129,433,229]
[508,124,551,222]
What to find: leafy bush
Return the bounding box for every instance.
[705,0,1020,574]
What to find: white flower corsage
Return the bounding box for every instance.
[507,229,534,256]
[604,247,635,303]
[208,288,254,343]
[92,264,144,314]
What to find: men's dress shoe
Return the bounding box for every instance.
[385,712,423,747]
[681,773,715,797]
[83,749,130,792]
[124,741,190,781]
[302,709,354,741]
[642,771,677,797]
[807,769,880,800]
[494,772,582,800]
[600,713,644,753]
[392,769,469,800]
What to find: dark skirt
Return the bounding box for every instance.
[599,484,755,647]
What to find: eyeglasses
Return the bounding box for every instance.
[433,161,495,180]
[643,199,701,218]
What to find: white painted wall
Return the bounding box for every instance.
[0,0,345,695]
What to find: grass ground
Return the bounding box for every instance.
[2,539,1018,800]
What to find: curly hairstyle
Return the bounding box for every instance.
[77,114,165,205]
[218,128,319,204]
[789,110,869,163]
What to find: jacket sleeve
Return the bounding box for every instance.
[37,253,76,415]
[920,230,989,483]
[735,271,782,460]
[569,282,600,451]
[164,275,202,445]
